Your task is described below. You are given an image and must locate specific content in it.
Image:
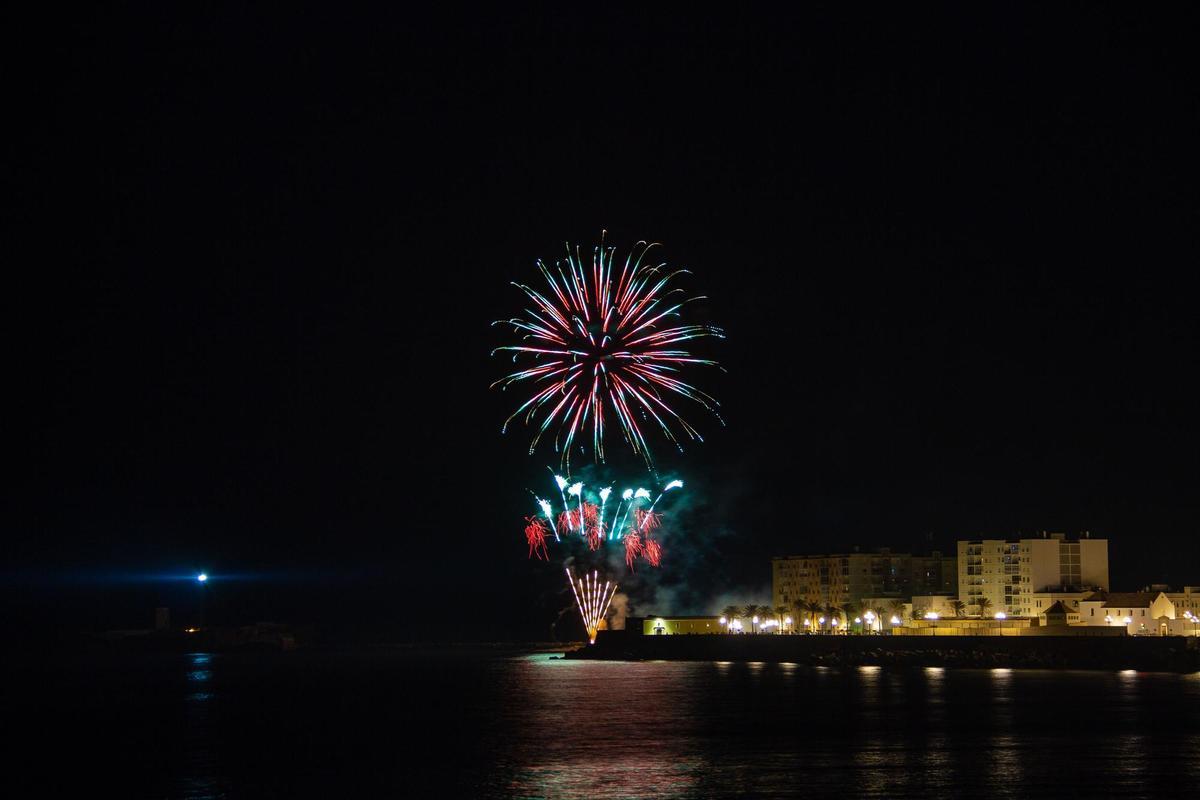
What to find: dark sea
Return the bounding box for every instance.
[8,647,1200,799]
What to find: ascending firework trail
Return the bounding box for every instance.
[566,568,618,645]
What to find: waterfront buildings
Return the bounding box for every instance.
[771,549,956,611]
[957,532,1108,617]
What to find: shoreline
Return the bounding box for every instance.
[568,631,1200,672]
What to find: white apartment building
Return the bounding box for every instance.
[957,532,1108,617]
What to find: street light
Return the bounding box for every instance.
[197,573,208,583]
[994,611,1007,620]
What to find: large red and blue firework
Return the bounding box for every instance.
[493,234,723,466]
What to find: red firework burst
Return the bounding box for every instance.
[493,236,724,465]
[642,538,663,567]
[558,501,600,540]
[524,516,549,561]
[624,531,643,570]
[634,508,661,532]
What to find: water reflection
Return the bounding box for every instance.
[483,659,1200,799]
[182,653,223,800]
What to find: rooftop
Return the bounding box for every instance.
[1100,592,1164,609]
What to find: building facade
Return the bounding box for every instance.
[772,549,957,611]
[957,532,1108,617]
[1077,591,1177,635]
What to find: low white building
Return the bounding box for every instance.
[1166,586,1200,620]
[1029,589,1091,617]
[1078,591,1177,635]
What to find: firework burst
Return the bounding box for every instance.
[524,516,549,561]
[566,567,617,644]
[493,234,724,466]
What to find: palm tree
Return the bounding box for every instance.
[742,604,759,633]
[889,599,906,628]
[774,605,790,633]
[824,604,841,634]
[911,606,926,621]
[753,605,771,634]
[796,604,816,633]
[791,600,808,634]
[872,606,888,634]
[977,597,993,618]
[950,599,966,618]
[722,605,740,631]
[841,602,859,633]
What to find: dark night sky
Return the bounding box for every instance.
[12,6,1200,637]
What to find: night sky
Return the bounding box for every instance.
[13,7,1199,638]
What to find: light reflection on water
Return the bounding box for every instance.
[486,654,1200,800]
[30,650,1198,799]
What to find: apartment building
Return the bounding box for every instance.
[957,532,1108,617]
[772,549,956,610]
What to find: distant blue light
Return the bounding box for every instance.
[197,573,208,583]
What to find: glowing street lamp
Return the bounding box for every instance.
[994,611,1007,620]
[197,573,208,583]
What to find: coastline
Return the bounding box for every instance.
[569,631,1200,672]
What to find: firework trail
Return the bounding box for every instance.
[566,567,617,644]
[556,501,599,542]
[553,473,571,531]
[634,508,661,533]
[609,488,633,541]
[617,487,651,539]
[493,234,724,466]
[536,497,559,541]
[598,486,612,541]
[568,482,584,537]
[638,479,682,531]
[524,516,549,561]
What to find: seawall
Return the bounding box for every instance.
[568,631,1200,672]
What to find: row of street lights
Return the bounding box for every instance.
[718,606,1017,634]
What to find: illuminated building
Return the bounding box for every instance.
[772,549,956,611]
[639,615,725,635]
[957,532,1108,617]
[1078,591,1180,635]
